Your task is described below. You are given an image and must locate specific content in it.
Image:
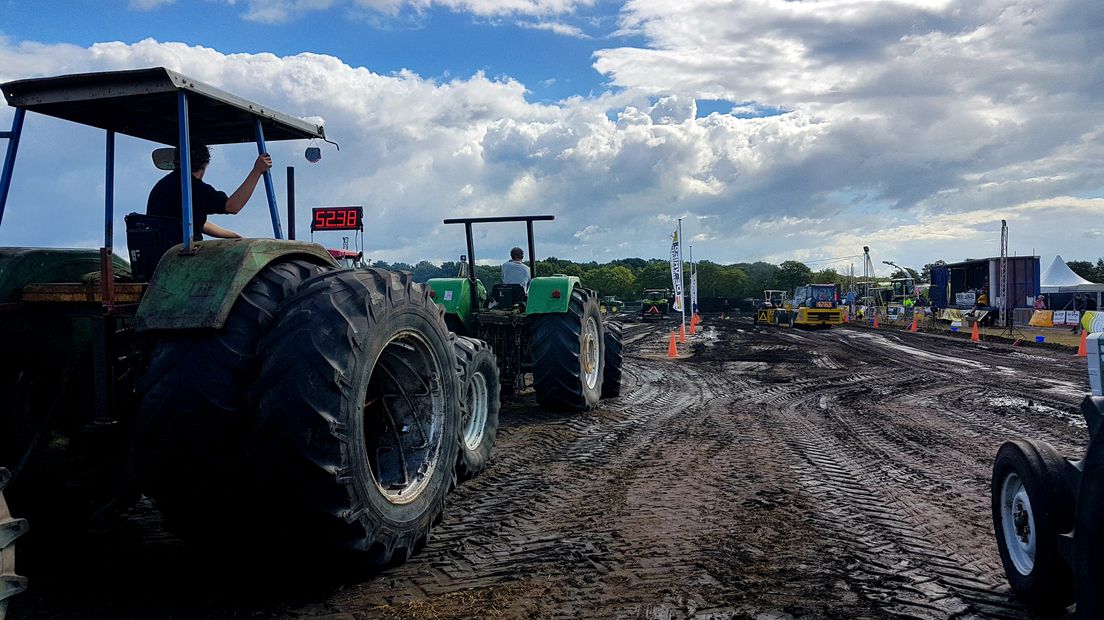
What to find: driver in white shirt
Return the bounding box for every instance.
[501,246,531,291]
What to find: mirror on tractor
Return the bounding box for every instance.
[151,147,177,170]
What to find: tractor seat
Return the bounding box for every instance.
[125,213,180,282]
[491,283,527,310]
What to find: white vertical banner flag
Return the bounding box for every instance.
[670,229,683,312]
[690,270,698,313]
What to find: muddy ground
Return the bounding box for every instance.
[10,316,1091,619]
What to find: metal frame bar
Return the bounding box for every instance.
[177,91,194,250]
[0,108,27,229]
[254,119,283,239]
[101,130,116,312]
[286,166,295,240]
[464,222,477,315]
[443,215,555,316]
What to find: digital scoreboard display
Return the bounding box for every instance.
[311,206,364,231]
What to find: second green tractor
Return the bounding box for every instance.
[428,216,623,416]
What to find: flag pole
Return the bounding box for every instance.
[689,243,694,315]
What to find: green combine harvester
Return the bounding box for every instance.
[428,216,623,411]
[0,67,496,613]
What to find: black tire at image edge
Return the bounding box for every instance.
[990,439,1075,613]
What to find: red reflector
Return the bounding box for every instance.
[429,290,436,298]
[551,290,562,299]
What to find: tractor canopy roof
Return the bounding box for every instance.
[1,67,324,145]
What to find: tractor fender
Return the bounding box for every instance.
[427,277,486,334]
[134,238,337,332]
[526,276,582,315]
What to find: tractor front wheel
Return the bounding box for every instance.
[454,337,500,481]
[531,289,604,412]
[251,269,460,566]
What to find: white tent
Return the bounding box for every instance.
[1042,255,1094,289]
[1041,255,1104,308]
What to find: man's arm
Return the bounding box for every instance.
[203,221,242,239]
[224,154,273,214]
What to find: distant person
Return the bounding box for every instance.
[501,246,531,291]
[722,299,732,320]
[1034,295,1047,310]
[147,142,272,240]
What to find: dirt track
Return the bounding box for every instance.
[11,316,1091,619]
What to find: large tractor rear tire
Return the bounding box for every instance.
[531,288,604,412]
[602,321,623,398]
[454,337,500,482]
[0,468,28,620]
[251,269,460,566]
[991,439,1076,613]
[135,259,328,538]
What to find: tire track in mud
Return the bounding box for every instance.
[12,316,1089,619]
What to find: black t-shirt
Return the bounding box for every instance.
[146,170,229,240]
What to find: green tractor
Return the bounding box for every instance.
[600,296,625,314]
[428,215,623,411]
[641,288,672,320]
[0,67,482,608]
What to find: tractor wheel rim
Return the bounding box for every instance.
[1000,472,1036,575]
[364,330,446,506]
[582,316,600,390]
[462,371,489,451]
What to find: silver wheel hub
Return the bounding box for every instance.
[1000,472,1037,575]
[363,330,446,506]
[462,371,489,451]
[582,317,601,390]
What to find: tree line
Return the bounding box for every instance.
[1065,259,1104,283]
[371,255,1103,300]
[370,257,878,301]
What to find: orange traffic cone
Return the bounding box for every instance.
[910,315,918,333]
[873,314,880,329]
[679,322,687,343]
[971,321,980,343]
[689,320,696,335]
[667,331,679,358]
[1078,329,1088,357]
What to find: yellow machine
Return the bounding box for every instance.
[784,284,845,328]
[754,289,787,326]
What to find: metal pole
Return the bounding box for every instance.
[526,220,536,278]
[177,92,194,251]
[101,130,116,311]
[105,131,115,249]
[465,222,478,315]
[0,108,26,229]
[253,119,283,239]
[689,243,694,314]
[286,166,296,240]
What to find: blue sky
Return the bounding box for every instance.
[8,1,629,101]
[1,0,1103,272]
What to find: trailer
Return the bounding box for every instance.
[930,256,1040,312]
